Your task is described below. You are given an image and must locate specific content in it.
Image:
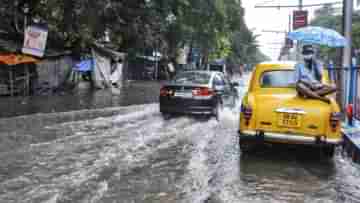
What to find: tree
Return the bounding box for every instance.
[311,4,360,59]
[0,0,265,66]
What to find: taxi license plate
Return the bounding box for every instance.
[174,92,192,98]
[278,113,301,128]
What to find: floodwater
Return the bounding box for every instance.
[0,75,360,203]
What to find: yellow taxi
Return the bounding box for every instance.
[238,61,341,157]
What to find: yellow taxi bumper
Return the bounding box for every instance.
[238,130,342,145]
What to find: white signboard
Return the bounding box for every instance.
[22,25,48,57]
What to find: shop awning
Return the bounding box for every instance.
[0,54,39,66]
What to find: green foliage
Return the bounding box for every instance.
[311,5,360,59]
[0,0,265,64]
[209,36,232,60]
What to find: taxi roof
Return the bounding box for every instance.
[257,61,296,70]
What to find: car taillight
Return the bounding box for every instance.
[192,87,214,97]
[241,104,252,126]
[160,87,170,96]
[330,112,341,132]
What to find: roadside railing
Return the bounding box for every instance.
[325,65,360,113]
[327,65,360,164]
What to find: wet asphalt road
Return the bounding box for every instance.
[0,81,162,118]
[1,76,360,203]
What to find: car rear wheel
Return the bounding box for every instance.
[213,98,223,121]
[161,112,172,119]
[160,107,171,118]
[213,101,222,121]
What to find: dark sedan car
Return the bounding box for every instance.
[159,71,238,119]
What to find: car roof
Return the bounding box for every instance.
[180,70,211,74]
[179,70,219,76]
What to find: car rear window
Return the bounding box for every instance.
[209,65,223,72]
[173,72,211,85]
[260,70,295,88]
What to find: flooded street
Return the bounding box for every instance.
[0,81,162,118]
[1,76,360,203]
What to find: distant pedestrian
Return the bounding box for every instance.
[167,62,176,79]
[228,66,234,78]
[239,63,244,77]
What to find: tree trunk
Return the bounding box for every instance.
[202,48,209,65]
[63,0,75,39]
[13,0,22,34]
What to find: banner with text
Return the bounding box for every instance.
[22,25,48,57]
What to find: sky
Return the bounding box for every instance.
[242,0,343,60]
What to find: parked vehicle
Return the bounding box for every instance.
[238,61,341,157]
[160,71,238,119]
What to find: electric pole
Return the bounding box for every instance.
[295,0,303,61]
[342,0,353,109]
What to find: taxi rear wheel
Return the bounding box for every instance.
[239,141,250,152]
[239,137,257,152]
[322,145,335,158]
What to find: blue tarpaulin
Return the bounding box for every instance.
[74,59,93,72]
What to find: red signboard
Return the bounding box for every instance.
[293,10,308,30]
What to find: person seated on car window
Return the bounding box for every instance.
[294,45,337,103]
